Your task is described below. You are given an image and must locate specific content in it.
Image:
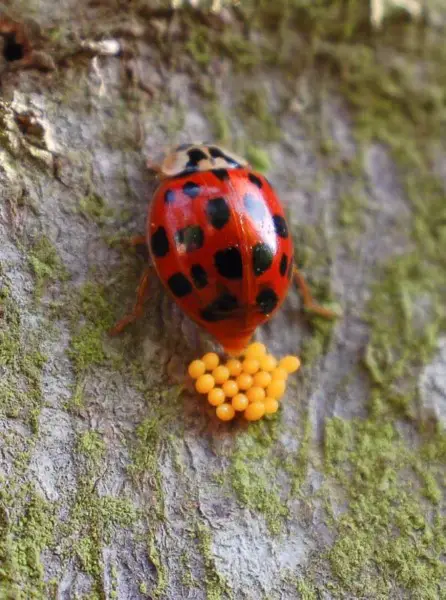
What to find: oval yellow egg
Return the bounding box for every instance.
[222,379,239,398]
[202,352,220,371]
[244,402,266,421]
[232,393,249,412]
[245,342,267,360]
[267,379,286,399]
[226,358,243,377]
[246,386,266,404]
[236,373,253,391]
[188,359,206,379]
[253,371,272,388]
[271,367,288,380]
[208,387,226,406]
[259,354,277,372]
[195,374,215,394]
[264,398,279,414]
[279,355,301,374]
[242,358,260,375]
[216,403,236,421]
[212,365,230,384]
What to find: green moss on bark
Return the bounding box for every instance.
[320,418,446,598]
[28,235,69,299]
[229,420,288,534]
[0,483,56,599]
[60,429,138,599]
[196,522,232,600]
[79,193,114,226]
[0,275,46,432]
[148,532,168,598]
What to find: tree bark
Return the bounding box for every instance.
[0,2,445,600]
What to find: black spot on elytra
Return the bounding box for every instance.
[168,273,192,298]
[244,193,266,222]
[200,293,239,322]
[183,181,201,198]
[212,168,229,181]
[150,226,169,258]
[214,246,243,280]
[252,243,274,276]
[164,189,175,204]
[208,146,241,167]
[248,173,263,188]
[186,148,208,169]
[280,253,288,277]
[175,225,204,253]
[256,287,279,315]
[206,197,230,230]
[190,264,208,289]
[273,214,289,238]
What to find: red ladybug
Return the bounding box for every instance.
[112,143,335,355]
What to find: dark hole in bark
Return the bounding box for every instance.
[3,34,25,62]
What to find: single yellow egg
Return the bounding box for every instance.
[242,358,260,375]
[253,371,272,388]
[216,403,236,421]
[246,386,266,404]
[202,352,220,371]
[232,393,249,411]
[195,374,215,394]
[236,373,253,391]
[208,388,226,406]
[226,358,243,377]
[267,379,286,399]
[212,365,230,384]
[259,354,277,372]
[244,402,266,421]
[264,398,279,414]
[271,367,288,380]
[222,379,239,398]
[188,359,206,379]
[245,342,267,360]
[279,355,301,374]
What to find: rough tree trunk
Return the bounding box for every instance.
[0,1,445,599]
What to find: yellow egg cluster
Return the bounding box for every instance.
[187,343,301,422]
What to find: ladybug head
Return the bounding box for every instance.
[149,142,248,180]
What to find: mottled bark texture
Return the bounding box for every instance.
[0,2,445,599]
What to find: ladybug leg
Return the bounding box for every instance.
[109,266,153,335]
[119,234,148,256]
[293,266,338,320]
[128,235,146,247]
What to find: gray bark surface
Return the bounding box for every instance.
[0,2,445,600]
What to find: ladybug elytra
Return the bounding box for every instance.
[112,143,336,355]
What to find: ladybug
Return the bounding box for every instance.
[112,143,336,355]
